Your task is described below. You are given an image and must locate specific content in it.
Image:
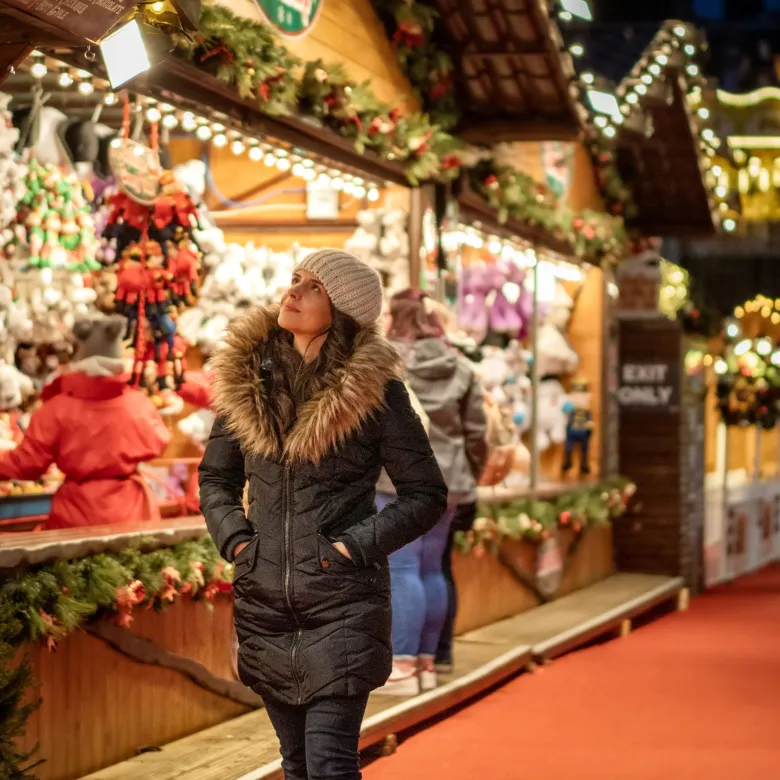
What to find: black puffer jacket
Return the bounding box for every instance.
[199,306,448,705]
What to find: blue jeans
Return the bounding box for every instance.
[263,694,369,780]
[377,493,453,656]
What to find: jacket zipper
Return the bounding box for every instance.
[283,460,303,704]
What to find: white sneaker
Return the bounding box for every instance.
[419,654,438,691]
[374,656,420,696]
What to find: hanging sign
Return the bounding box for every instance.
[617,361,680,411]
[1,0,134,44]
[540,141,574,200]
[109,139,162,206]
[252,0,323,37]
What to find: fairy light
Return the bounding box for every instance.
[181,112,197,132]
[212,133,227,147]
[292,162,305,177]
[331,177,344,191]
[146,106,162,122]
[263,152,276,166]
[276,157,291,171]
[30,51,48,80]
[231,138,245,155]
[570,43,584,57]
[636,84,647,96]
[162,113,178,129]
[641,74,653,85]
[656,53,668,65]
[735,306,745,318]
[249,145,264,162]
[684,44,696,56]
[626,92,639,105]
[723,218,736,232]
[604,125,616,138]
[58,67,73,87]
[196,124,212,141]
[367,188,380,202]
[302,168,316,182]
[686,64,699,77]
[77,70,94,95]
[649,63,661,76]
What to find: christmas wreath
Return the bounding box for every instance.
[456,479,636,556]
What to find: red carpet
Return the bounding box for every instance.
[365,567,780,780]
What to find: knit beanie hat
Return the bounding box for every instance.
[294,248,383,327]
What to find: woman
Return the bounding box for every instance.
[199,249,447,780]
[376,290,487,694]
[0,314,171,529]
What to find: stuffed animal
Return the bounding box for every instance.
[562,378,594,476]
[536,378,569,452]
[0,363,34,451]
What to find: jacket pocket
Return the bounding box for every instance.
[316,533,356,570]
[233,536,259,586]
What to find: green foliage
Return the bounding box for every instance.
[455,478,636,556]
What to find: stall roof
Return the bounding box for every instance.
[566,21,718,237]
[425,0,585,143]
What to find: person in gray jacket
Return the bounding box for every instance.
[375,289,488,695]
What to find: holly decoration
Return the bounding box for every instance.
[173,3,299,115]
[455,479,636,556]
[4,159,100,273]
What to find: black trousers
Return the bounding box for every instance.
[436,500,477,665]
[264,694,369,780]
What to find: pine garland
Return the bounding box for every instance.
[456,479,636,556]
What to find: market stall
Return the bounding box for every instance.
[0,2,645,778]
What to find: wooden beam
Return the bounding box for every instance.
[210,218,359,233]
[458,118,580,143]
[0,41,33,88]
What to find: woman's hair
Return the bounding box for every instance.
[265,307,360,437]
[387,289,445,342]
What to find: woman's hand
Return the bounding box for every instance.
[233,541,250,559]
[332,541,351,560]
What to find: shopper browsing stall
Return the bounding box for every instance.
[376,289,488,695]
[0,313,171,529]
[199,250,447,780]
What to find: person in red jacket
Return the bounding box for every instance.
[0,314,171,530]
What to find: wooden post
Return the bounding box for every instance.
[408,188,423,291]
[529,259,540,491]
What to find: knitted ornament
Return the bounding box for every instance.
[294,248,383,326]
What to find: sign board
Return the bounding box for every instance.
[253,0,323,37]
[617,361,680,411]
[305,180,339,220]
[2,0,134,44]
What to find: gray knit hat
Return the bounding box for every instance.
[294,248,383,326]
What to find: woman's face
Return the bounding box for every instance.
[278,268,333,337]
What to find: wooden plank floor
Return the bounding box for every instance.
[80,573,681,780]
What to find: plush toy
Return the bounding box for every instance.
[536,378,570,452]
[562,378,594,476]
[0,363,34,451]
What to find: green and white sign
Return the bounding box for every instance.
[254,0,323,37]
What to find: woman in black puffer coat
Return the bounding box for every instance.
[199,249,447,780]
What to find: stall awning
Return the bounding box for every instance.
[566,21,718,237]
[425,0,585,143]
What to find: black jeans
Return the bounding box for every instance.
[264,694,369,780]
[436,501,477,665]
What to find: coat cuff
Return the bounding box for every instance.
[223,531,255,562]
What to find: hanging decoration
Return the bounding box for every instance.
[4,160,100,273]
[103,102,202,391]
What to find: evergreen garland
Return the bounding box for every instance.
[456,479,636,556]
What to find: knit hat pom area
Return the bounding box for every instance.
[294,248,383,327]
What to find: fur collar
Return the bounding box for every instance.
[210,305,404,463]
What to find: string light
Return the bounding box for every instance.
[146,105,161,122]
[604,125,616,138]
[181,112,197,132]
[581,72,594,84]
[196,124,212,141]
[104,92,117,106]
[30,51,47,80]
[686,64,699,76]
[162,113,178,129]
[723,218,736,232]
[570,43,584,57]
[249,145,264,162]
[58,67,73,87]
[231,138,245,155]
[264,152,277,166]
[276,157,291,171]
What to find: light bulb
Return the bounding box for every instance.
[264,153,276,166]
[641,74,653,85]
[146,106,161,122]
[104,92,117,105]
[30,61,48,80]
[367,188,380,202]
[303,159,315,168]
[701,128,715,142]
[686,64,699,76]
[150,0,165,12]
[277,157,291,171]
[757,338,773,356]
[213,133,227,147]
[626,92,639,104]
[249,146,264,162]
[581,72,594,84]
[723,218,736,232]
[58,69,73,87]
[302,168,316,181]
[78,80,94,96]
[317,172,330,185]
[354,184,366,197]
[674,25,687,37]
[212,123,225,133]
[715,186,726,198]
[559,10,572,21]
[684,44,695,55]
[698,107,709,119]
[196,124,212,140]
[656,54,668,65]
[594,116,608,128]
[162,114,178,129]
[292,162,305,177]
[570,43,584,57]
[331,177,344,191]
[182,113,197,132]
[636,84,647,95]
[231,140,245,155]
[649,64,661,76]
[726,323,740,338]
[343,181,355,195]
[714,358,728,375]
[604,125,617,138]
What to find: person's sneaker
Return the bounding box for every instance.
[435,662,454,675]
[419,654,438,691]
[374,656,419,696]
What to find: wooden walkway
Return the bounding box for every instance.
[80,573,684,780]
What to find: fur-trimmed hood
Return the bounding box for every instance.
[210,305,404,463]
